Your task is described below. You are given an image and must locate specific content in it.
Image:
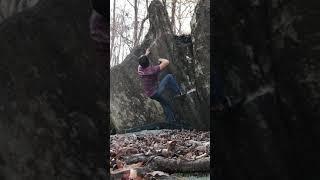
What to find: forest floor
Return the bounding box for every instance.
[110,129,210,179]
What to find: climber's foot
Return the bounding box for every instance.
[174,88,196,98]
[174,91,186,99]
[225,96,246,109]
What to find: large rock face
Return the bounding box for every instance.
[110,0,210,132]
[191,0,210,104]
[0,0,40,23]
[214,0,320,179]
[0,0,106,179]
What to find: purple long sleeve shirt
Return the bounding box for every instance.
[138,65,161,97]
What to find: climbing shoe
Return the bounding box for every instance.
[174,88,196,98]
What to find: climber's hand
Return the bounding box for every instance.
[158,58,170,70]
[145,48,151,56]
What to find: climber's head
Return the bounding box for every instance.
[91,0,106,18]
[138,55,150,68]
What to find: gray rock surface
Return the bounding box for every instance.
[0,0,106,179]
[214,0,320,179]
[110,0,210,132]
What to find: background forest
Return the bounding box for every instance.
[110,0,198,66]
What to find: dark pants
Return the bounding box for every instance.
[150,74,180,122]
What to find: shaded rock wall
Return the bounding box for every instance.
[110,0,210,132]
[0,0,107,179]
[214,0,320,179]
[0,0,40,23]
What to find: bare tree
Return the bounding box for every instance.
[137,0,149,43]
[110,0,198,67]
[177,0,182,34]
[116,36,122,65]
[110,0,116,61]
[133,0,138,47]
[171,0,177,34]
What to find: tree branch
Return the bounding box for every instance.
[126,0,134,7]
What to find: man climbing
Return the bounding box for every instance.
[138,48,184,123]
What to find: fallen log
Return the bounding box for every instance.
[122,154,210,173]
[111,167,180,180]
[110,168,130,180]
[122,153,151,164]
[186,140,209,147]
[146,156,210,173]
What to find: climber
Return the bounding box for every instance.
[137,48,184,123]
[212,70,245,112]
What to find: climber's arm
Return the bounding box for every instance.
[159,58,169,70]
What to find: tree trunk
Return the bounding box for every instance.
[133,0,138,47]
[116,36,122,65]
[147,156,210,173]
[177,0,182,34]
[122,154,210,173]
[171,0,177,34]
[137,0,149,44]
[110,0,116,62]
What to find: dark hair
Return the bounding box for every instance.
[91,0,107,18]
[138,55,150,68]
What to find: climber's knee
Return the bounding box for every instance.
[166,74,173,79]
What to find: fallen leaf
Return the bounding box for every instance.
[129,169,137,179]
[167,140,177,152]
[161,149,169,157]
[185,152,193,159]
[116,160,124,169]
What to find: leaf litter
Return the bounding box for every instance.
[110,129,210,179]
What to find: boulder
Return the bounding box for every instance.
[110,0,210,132]
[0,0,107,179]
[214,0,320,179]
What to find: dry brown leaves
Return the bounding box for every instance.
[110,129,210,179]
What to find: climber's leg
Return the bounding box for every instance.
[150,92,176,123]
[158,74,181,95]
